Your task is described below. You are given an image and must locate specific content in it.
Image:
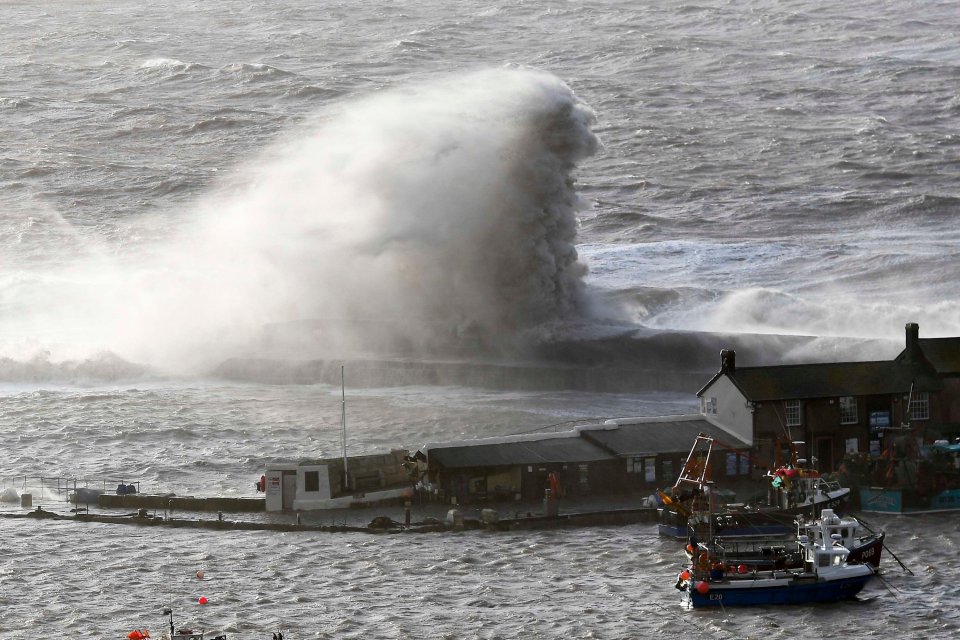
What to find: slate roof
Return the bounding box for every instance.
[581,418,749,456]
[701,360,942,402]
[426,434,614,469]
[897,338,960,374]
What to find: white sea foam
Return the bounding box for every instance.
[0,68,598,373]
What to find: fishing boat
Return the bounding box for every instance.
[658,434,850,539]
[153,608,226,640]
[685,508,884,572]
[676,529,876,607]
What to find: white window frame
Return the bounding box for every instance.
[785,400,802,426]
[839,396,858,425]
[701,396,717,415]
[644,457,657,483]
[909,391,930,421]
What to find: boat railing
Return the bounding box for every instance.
[815,478,843,494]
[2,475,142,504]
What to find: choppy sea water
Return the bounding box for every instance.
[1,511,957,639]
[3,0,960,637]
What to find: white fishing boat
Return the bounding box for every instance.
[686,508,885,572]
[676,528,876,607]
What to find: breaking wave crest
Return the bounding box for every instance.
[0,68,600,373]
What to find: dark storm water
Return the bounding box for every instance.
[2,1,959,637]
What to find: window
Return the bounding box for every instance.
[839,396,857,424]
[578,464,590,491]
[726,453,737,476]
[627,456,658,481]
[661,459,674,481]
[909,391,929,421]
[785,400,802,426]
[701,396,717,415]
[845,437,859,454]
[304,470,320,492]
[644,457,656,483]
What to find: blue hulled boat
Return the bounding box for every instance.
[676,530,875,607]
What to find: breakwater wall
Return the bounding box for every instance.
[216,330,887,394]
[6,504,658,535]
[215,356,707,394]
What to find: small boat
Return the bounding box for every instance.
[685,508,884,572]
[155,608,226,640]
[676,529,876,607]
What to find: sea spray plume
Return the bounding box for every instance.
[112,68,600,368]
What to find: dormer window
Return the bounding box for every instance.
[785,400,802,426]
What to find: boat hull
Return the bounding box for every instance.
[687,571,873,607]
[658,490,850,539]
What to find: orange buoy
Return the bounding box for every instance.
[680,569,690,581]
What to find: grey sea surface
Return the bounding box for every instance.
[2,0,960,637]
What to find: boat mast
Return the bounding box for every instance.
[341,365,349,489]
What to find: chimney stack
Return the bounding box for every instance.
[905,322,919,348]
[720,349,736,374]
[903,322,921,364]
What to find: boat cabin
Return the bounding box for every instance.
[800,532,853,575]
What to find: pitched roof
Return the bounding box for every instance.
[580,417,749,455]
[426,433,614,469]
[900,337,960,374]
[705,360,941,402]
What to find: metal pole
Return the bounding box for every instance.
[341,365,349,490]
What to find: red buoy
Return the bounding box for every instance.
[738,564,749,574]
[695,581,709,595]
[198,596,208,605]
[680,569,690,581]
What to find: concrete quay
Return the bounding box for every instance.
[2,495,659,535]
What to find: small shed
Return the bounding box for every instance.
[264,449,413,511]
[580,415,754,494]
[422,431,617,503]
